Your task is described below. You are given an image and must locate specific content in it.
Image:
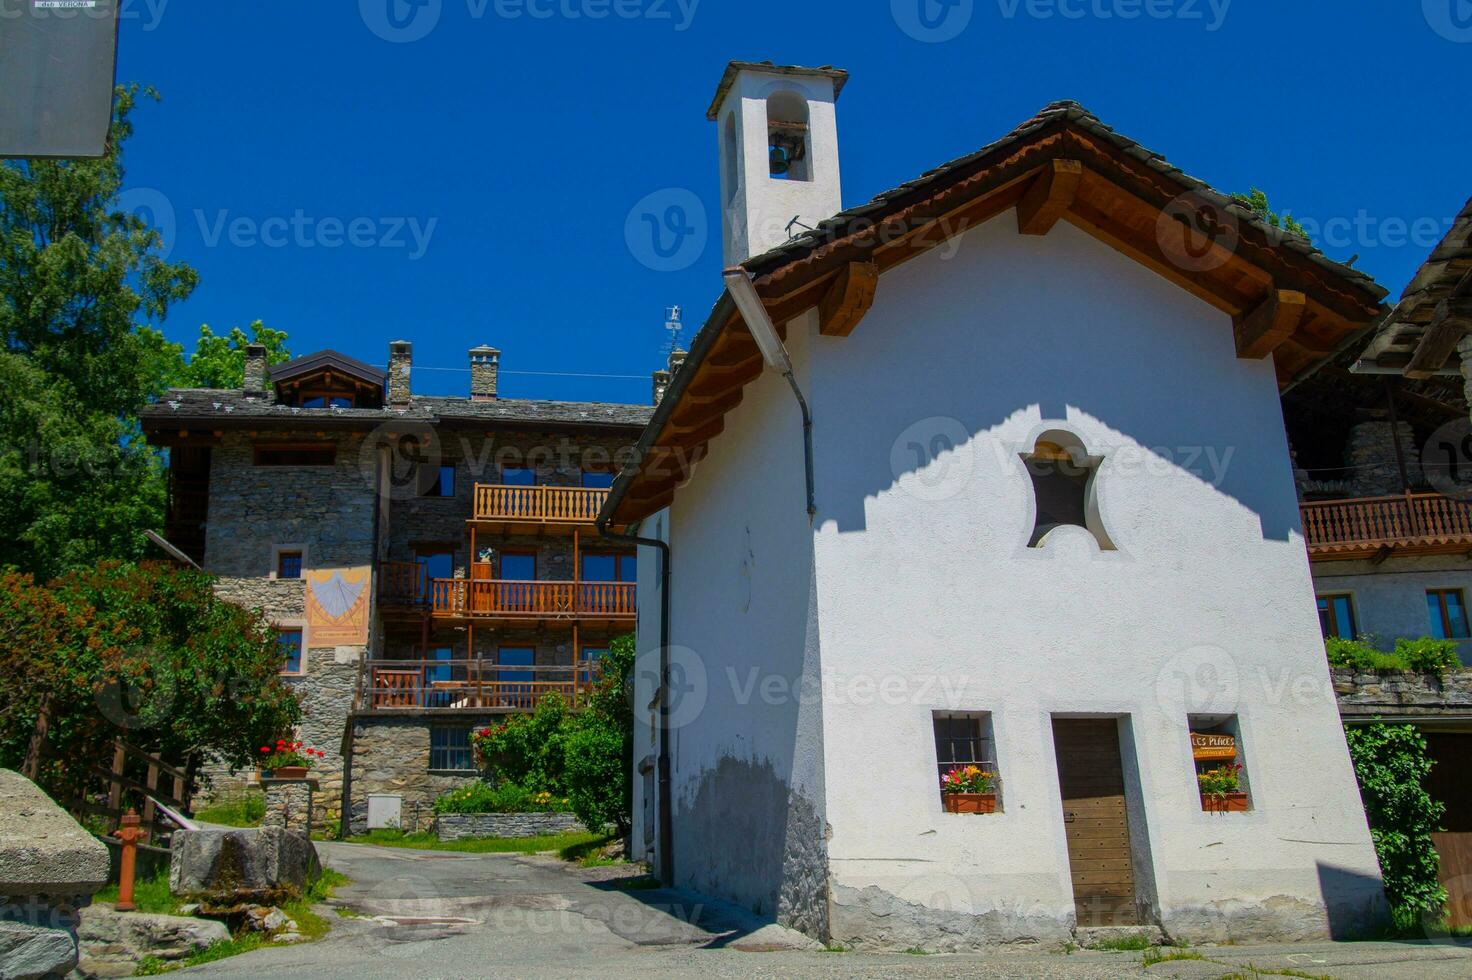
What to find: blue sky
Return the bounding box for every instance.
[115,1,1469,404]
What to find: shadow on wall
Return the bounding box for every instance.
[1316,861,1390,940]
[812,220,1303,543]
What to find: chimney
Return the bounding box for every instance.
[388,341,412,407]
[470,346,500,401]
[652,348,688,405]
[243,343,271,400]
[709,62,847,264]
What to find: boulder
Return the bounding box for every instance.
[243,907,289,933]
[0,920,77,980]
[76,907,229,978]
[169,828,320,904]
[0,770,109,900]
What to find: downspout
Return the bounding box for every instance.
[596,514,673,887]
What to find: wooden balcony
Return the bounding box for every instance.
[1302,492,1472,561]
[359,660,597,714]
[431,578,635,627]
[471,484,609,533]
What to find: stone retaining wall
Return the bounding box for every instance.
[1333,667,1472,718]
[435,812,587,841]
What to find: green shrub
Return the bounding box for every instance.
[1393,638,1462,676]
[1325,636,1463,676]
[470,696,569,793]
[1344,724,1447,932]
[564,723,626,834]
[432,780,568,815]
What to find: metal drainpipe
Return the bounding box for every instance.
[596,514,673,887]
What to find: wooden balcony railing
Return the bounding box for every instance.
[361,659,598,712]
[1301,492,1472,559]
[379,560,426,605]
[473,484,609,524]
[429,578,635,620]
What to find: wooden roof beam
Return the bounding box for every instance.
[1235,289,1307,359]
[1405,296,1472,379]
[817,261,879,337]
[1016,159,1083,236]
[665,390,741,435]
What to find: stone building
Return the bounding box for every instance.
[141,343,652,833]
[1285,195,1472,930]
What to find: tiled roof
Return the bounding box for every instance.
[140,388,654,431]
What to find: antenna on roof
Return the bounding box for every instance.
[664,305,684,356]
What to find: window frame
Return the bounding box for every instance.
[1316,593,1357,639]
[428,726,475,773]
[276,624,307,676]
[423,462,458,499]
[1428,588,1471,639]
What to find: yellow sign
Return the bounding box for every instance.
[1191,732,1237,762]
[305,567,371,647]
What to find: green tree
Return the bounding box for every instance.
[0,562,301,806]
[1232,188,1308,239]
[0,86,197,578]
[1344,724,1447,932]
[175,321,291,389]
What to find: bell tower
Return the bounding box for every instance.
[708,61,847,266]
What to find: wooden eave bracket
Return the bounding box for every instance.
[818,261,879,337]
[1405,296,1472,379]
[1016,159,1083,236]
[1234,288,1307,359]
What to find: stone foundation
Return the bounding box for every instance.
[261,779,316,834]
[434,812,587,841]
[1334,667,1472,718]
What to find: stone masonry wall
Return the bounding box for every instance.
[1333,667,1472,718]
[348,717,500,834]
[435,812,586,841]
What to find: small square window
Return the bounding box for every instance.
[278,629,303,674]
[1428,589,1471,639]
[424,464,457,498]
[429,727,474,772]
[277,551,303,580]
[1316,594,1355,639]
[932,713,1000,812]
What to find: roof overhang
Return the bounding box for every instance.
[706,61,849,121]
[603,102,1389,525]
[270,350,387,388]
[1354,197,1472,380]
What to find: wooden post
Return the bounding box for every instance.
[573,527,581,616]
[141,760,160,844]
[573,623,581,705]
[21,698,50,780]
[106,740,127,833]
[114,810,142,912]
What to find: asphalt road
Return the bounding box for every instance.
[177,841,1472,979]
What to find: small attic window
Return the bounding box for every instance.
[1022,431,1115,550]
[767,91,811,182]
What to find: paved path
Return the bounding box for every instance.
[178,842,1472,979]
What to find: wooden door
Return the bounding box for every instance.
[1425,733,1472,928]
[1052,718,1139,927]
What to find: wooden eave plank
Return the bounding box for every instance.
[666,390,741,434]
[1017,159,1083,235]
[1405,296,1472,379]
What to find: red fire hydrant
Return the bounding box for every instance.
[113,809,142,912]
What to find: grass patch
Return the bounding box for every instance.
[342,827,605,855]
[94,871,181,916]
[1142,948,1204,967]
[1092,931,1152,952]
[135,933,269,975]
[903,946,933,955]
[1220,970,1331,980]
[192,794,265,828]
[821,943,849,953]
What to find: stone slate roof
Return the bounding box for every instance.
[746,100,1385,299]
[141,388,654,432]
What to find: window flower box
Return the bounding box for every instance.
[943,792,998,814]
[1197,763,1247,813]
[1200,792,1249,813]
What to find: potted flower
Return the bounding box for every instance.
[260,739,324,780]
[1198,763,1248,812]
[940,765,998,814]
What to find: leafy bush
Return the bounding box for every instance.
[1393,638,1462,675]
[1344,724,1447,932]
[432,780,568,815]
[0,562,301,805]
[1325,636,1463,676]
[563,635,635,835]
[471,696,569,793]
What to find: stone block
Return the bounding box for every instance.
[169,828,321,904]
[76,907,229,977]
[0,920,77,980]
[0,771,109,899]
